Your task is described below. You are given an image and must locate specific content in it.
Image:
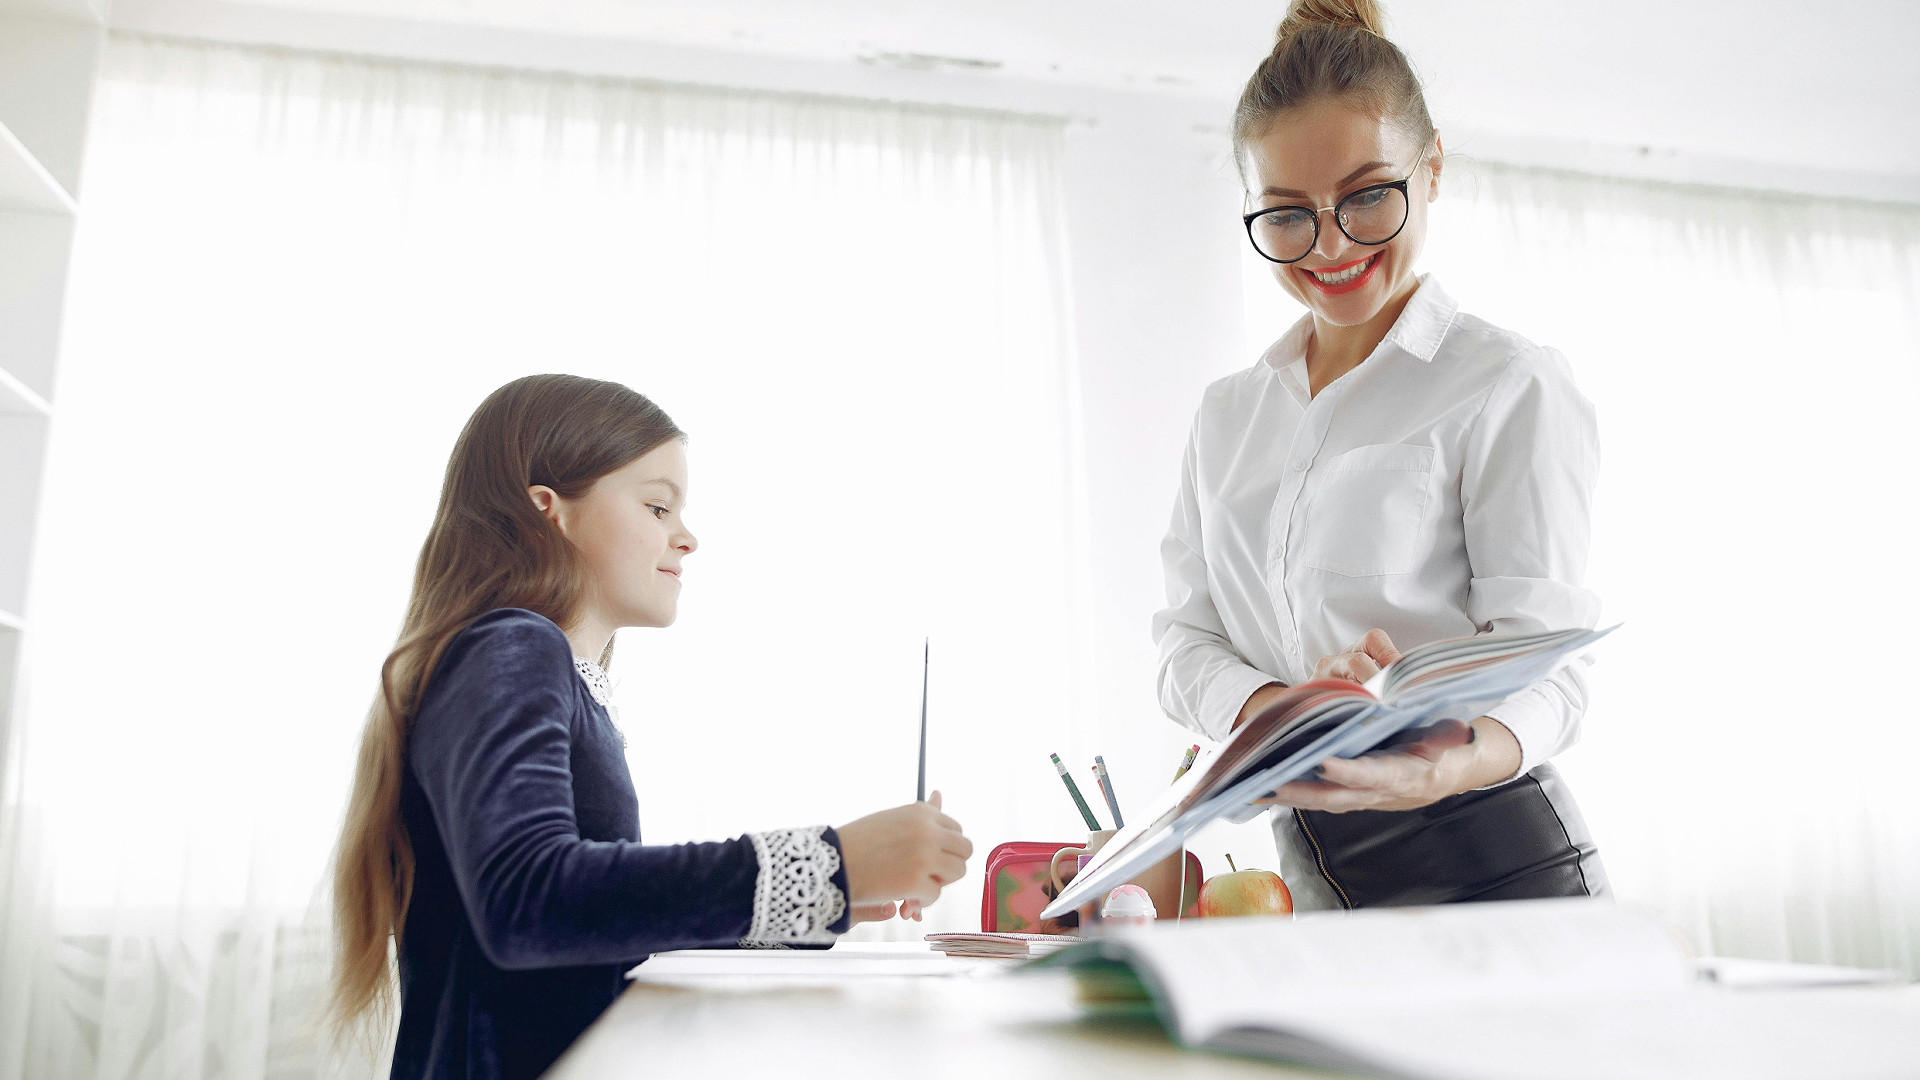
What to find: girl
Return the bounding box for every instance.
[1156,0,1607,909]
[329,374,972,1079]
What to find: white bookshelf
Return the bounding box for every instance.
[0,120,76,215]
[2,0,103,20]
[0,365,53,419]
[0,0,105,762]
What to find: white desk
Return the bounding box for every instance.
[545,943,1920,1080]
[544,943,1338,1079]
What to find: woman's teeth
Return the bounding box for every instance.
[1311,255,1374,285]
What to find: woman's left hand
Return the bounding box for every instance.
[1255,717,1522,812]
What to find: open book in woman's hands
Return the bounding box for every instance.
[1040,625,1617,919]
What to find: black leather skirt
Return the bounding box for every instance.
[1292,761,1609,909]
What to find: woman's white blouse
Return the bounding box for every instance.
[1155,273,1601,787]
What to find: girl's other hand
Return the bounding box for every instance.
[837,790,973,909]
[850,901,900,925]
[1312,628,1402,684]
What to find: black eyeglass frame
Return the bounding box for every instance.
[1241,147,1430,265]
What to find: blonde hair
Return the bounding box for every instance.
[1232,0,1435,179]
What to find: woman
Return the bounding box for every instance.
[329,375,973,1079]
[1155,0,1607,910]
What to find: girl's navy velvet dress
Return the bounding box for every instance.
[392,608,852,1080]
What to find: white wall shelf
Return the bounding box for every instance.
[0,0,102,804]
[0,120,76,216]
[0,11,104,200]
[0,212,78,403]
[0,365,53,417]
[0,0,103,26]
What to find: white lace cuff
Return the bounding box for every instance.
[738,826,848,948]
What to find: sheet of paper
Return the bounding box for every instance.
[1696,955,1907,989]
[1110,899,1692,1046]
[1225,986,1920,1080]
[629,942,965,978]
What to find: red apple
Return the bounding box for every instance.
[1197,855,1293,917]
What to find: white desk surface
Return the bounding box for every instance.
[544,942,1920,1080]
[544,942,1338,1079]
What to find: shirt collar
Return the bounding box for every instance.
[1382,274,1458,363]
[1260,273,1460,398]
[1259,316,1317,405]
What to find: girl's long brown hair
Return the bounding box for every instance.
[328,374,683,1036]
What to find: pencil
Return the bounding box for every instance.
[916,638,929,803]
[1093,755,1124,829]
[1051,753,1102,831]
[1172,744,1199,783]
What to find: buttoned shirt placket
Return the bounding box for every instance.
[1265,356,1366,676]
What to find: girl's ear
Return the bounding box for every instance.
[1426,134,1443,200]
[528,485,561,523]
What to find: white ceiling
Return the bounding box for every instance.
[115,0,1920,194]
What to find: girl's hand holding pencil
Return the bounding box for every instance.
[837,791,973,924]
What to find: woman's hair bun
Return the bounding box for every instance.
[1233,0,1430,181]
[1274,0,1389,45]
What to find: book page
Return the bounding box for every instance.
[1177,682,1375,810]
[1108,899,1692,1047]
[1385,627,1616,713]
[1214,986,1920,1080]
[1375,626,1613,703]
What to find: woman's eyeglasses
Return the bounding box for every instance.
[1243,147,1430,265]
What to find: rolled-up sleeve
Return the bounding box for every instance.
[1460,346,1603,782]
[1153,419,1282,742]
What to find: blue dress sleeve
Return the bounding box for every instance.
[408,610,852,970]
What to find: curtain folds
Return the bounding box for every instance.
[1420,159,1920,975]
[0,33,1086,1080]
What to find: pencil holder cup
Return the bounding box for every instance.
[1049,832,1201,929]
[1048,829,1118,897]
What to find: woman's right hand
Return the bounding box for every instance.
[1312,628,1402,683]
[837,790,973,910]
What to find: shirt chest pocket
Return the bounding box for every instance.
[1294,443,1437,577]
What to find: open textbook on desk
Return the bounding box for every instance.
[1026,899,1913,1080]
[1043,625,1615,919]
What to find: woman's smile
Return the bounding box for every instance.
[1299,251,1382,295]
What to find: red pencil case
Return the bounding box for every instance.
[980,841,1079,934]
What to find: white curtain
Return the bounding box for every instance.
[1244,158,1920,975]
[0,33,1089,1079]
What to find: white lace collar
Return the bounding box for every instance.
[572,654,612,708]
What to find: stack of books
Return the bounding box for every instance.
[924,932,1080,959]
